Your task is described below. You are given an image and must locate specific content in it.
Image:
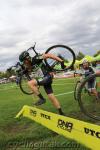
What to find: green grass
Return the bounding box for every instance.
[0,78,98,150]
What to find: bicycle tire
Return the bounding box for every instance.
[74,81,81,101]
[77,74,100,121]
[19,75,33,95]
[44,45,76,71]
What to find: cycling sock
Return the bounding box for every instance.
[58,108,65,115]
[38,93,45,100]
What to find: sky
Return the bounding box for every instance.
[0,0,100,71]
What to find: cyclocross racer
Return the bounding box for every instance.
[80,59,99,100]
[19,51,66,115]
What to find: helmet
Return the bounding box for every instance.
[19,51,29,62]
[82,59,89,64]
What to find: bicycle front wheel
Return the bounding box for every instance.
[19,75,33,95]
[77,74,100,121]
[44,45,76,71]
[74,81,81,101]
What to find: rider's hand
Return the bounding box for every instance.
[61,61,66,69]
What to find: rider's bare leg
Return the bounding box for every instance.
[47,93,60,108]
[91,89,99,99]
[28,79,40,95]
[47,93,65,115]
[28,79,46,105]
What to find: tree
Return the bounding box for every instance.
[0,71,8,78]
[0,72,4,78]
[94,50,100,57]
[76,51,85,60]
[6,69,16,78]
[0,69,16,78]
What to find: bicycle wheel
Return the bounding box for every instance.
[44,45,76,71]
[19,75,33,95]
[77,74,100,120]
[74,81,81,101]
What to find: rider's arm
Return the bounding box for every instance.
[42,53,63,63]
[89,67,95,74]
[96,71,100,75]
[79,69,85,80]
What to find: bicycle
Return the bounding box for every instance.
[7,62,34,95]
[8,43,76,95]
[74,72,92,101]
[74,71,100,120]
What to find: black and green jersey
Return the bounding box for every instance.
[31,54,52,76]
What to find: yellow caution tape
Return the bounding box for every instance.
[16,105,100,150]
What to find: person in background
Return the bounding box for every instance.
[80,59,99,101]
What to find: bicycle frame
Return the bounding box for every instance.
[26,42,39,56]
[77,73,100,120]
[74,71,97,100]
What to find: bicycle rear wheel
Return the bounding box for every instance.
[77,74,100,120]
[44,45,76,71]
[19,75,33,95]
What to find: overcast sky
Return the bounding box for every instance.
[0,0,100,71]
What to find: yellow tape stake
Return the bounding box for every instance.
[16,105,100,150]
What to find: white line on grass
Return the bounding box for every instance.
[53,83,73,85]
[55,91,74,96]
[54,78,74,80]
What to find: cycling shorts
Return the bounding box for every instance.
[87,79,96,91]
[37,74,53,94]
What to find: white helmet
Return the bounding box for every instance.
[82,59,89,64]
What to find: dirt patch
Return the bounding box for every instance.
[68,111,100,125]
[3,121,33,134]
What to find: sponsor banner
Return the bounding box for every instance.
[16,105,100,150]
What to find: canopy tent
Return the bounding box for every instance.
[54,54,99,70]
[75,60,81,65]
[93,54,100,61]
[54,62,72,70]
[9,75,16,79]
[79,55,95,64]
[73,56,94,67]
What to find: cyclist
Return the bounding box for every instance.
[80,59,99,100]
[19,50,66,115]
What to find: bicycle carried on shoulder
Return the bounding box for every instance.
[8,43,76,95]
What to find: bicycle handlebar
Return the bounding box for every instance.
[26,42,38,55]
[74,71,96,77]
[74,71,85,77]
[7,42,38,77]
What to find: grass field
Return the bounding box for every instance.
[0,77,99,150]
